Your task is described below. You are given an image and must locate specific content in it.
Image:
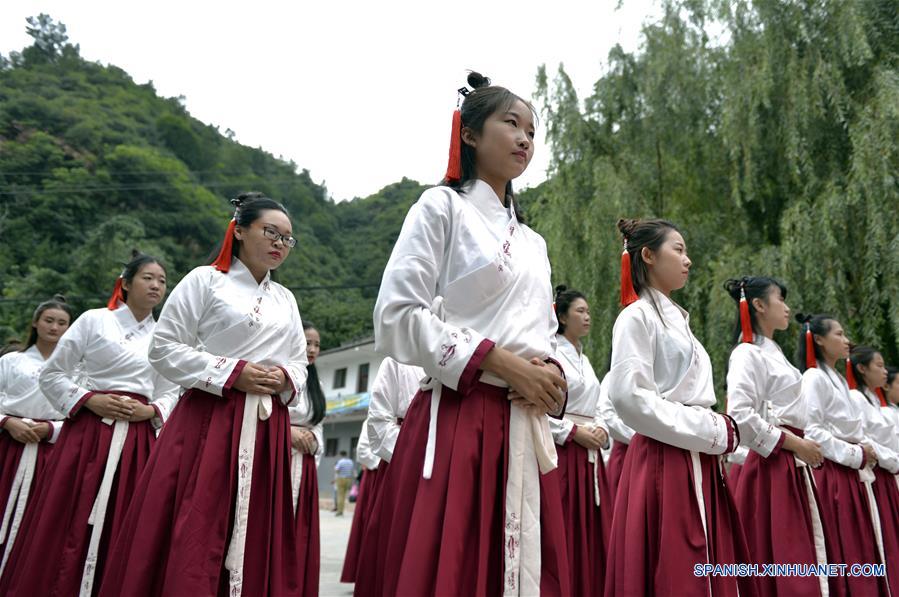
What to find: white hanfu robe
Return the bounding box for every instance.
[147,258,308,594]
[373,179,562,595]
[366,357,425,463]
[608,289,735,455]
[0,346,66,573]
[288,384,324,507]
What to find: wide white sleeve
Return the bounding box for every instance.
[311,421,324,468]
[356,420,380,470]
[607,308,735,455]
[856,396,899,474]
[726,346,783,457]
[372,191,493,393]
[804,373,865,468]
[39,312,95,416]
[148,270,242,397]
[548,417,575,445]
[0,356,10,431]
[276,294,308,407]
[597,374,634,445]
[367,359,404,463]
[148,369,181,429]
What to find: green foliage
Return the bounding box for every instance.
[0,15,426,350]
[530,0,899,404]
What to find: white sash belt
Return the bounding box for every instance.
[291,447,303,515]
[80,417,130,597]
[0,438,39,576]
[794,456,829,596]
[859,467,888,575]
[564,413,601,507]
[417,375,557,596]
[225,393,272,596]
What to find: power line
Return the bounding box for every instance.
[0,282,381,305]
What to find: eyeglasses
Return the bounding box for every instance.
[262,226,297,248]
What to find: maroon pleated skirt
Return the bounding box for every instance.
[813,459,890,596]
[0,431,56,555]
[604,433,758,597]
[606,440,628,498]
[354,383,570,597]
[732,434,832,596]
[97,388,305,597]
[0,392,155,597]
[341,465,381,583]
[293,452,320,596]
[728,463,744,489]
[872,467,899,597]
[555,440,611,597]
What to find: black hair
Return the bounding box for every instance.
[207,192,290,264]
[723,276,788,346]
[339,450,348,457]
[848,345,882,399]
[24,294,74,350]
[1,341,24,357]
[442,71,535,223]
[795,313,837,372]
[303,320,326,425]
[121,250,167,303]
[887,367,899,408]
[617,218,682,298]
[553,285,587,335]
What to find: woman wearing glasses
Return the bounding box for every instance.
[99,193,312,597]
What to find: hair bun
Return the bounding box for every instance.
[723,279,742,301]
[467,71,491,89]
[554,284,568,297]
[52,293,67,303]
[617,218,638,240]
[130,248,141,260]
[795,312,812,325]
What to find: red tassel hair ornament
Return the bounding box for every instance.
[106,276,125,310]
[620,240,639,307]
[805,325,817,369]
[739,285,753,344]
[444,108,462,183]
[212,219,237,273]
[845,358,858,390]
[875,387,888,407]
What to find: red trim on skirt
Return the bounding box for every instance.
[354,383,571,597]
[97,388,305,596]
[604,433,758,597]
[813,459,890,596]
[0,392,155,597]
[555,440,611,597]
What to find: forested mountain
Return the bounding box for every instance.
[0,15,425,349]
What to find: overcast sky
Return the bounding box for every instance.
[2,0,660,201]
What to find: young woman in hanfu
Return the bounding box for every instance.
[724,277,830,597]
[846,345,899,596]
[548,285,613,597]
[0,296,72,572]
[289,321,326,596]
[603,218,755,597]
[801,314,889,596]
[350,356,424,593]
[0,253,177,597]
[361,71,571,596]
[98,193,311,597]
